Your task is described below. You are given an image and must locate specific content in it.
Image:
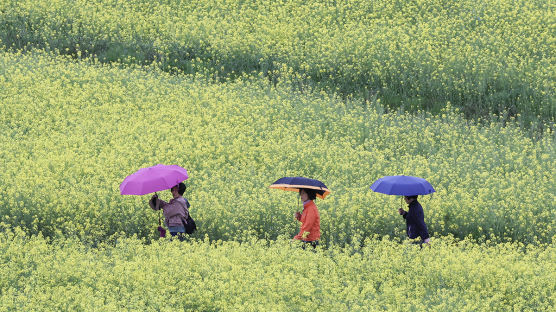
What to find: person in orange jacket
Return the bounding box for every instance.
[293,188,321,249]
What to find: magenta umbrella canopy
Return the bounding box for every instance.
[120,164,189,195]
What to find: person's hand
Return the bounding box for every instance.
[398,208,406,215]
[294,212,301,220]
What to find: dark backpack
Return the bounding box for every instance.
[182,198,197,234]
[184,215,197,234]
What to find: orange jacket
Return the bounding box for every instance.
[294,200,320,241]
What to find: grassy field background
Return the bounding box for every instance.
[1,229,555,311]
[0,0,555,310]
[1,0,553,129]
[0,51,554,246]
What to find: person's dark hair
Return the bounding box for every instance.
[301,188,317,200]
[175,182,187,195]
[405,195,418,201]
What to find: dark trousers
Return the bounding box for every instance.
[410,237,429,248]
[301,240,319,249]
[170,232,185,242]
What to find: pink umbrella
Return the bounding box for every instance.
[120,164,189,195]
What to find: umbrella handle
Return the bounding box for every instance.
[155,192,161,226]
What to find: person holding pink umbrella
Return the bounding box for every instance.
[120,164,191,239]
[149,182,190,241]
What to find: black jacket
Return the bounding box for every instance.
[402,200,429,240]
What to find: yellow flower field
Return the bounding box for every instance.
[0,51,554,246]
[1,0,553,126]
[0,229,554,311]
[0,0,556,312]
[0,1,554,307]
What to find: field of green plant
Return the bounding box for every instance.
[1,229,554,311]
[1,0,554,127]
[1,0,555,310]
[1,51,554,246]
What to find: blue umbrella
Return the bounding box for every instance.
[270,176,331,199]
[370,175,435,196]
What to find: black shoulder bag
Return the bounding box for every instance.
[182,198,197,234]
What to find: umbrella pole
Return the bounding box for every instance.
[154,192,166,238]
[296,195,299,218]
[154,191,161,226]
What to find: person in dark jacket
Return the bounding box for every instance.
[398,195,430,246]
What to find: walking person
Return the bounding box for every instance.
[293,188,321,249]
[150,182,190,241]
[398,195,430,247]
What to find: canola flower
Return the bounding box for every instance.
[0,4,554,309]
[0,0,553,126]
[0,229,554,311]
[0,50,554,246]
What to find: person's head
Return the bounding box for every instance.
[299,188,317,202]
[170,182,187,198]
[404,195,418,204]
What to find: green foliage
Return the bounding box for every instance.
[0,51,554,246]
[0,230,554,311]
[0,0,553,126]
[0,1,555,307]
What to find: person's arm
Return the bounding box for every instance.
[294,207,316,240]
[149,197,157,210]
[402,207,417,223]
[150,195,165,211]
